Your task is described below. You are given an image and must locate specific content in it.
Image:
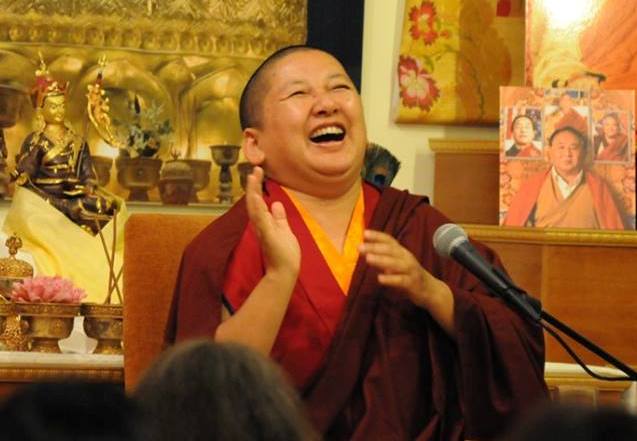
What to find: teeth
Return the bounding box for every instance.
[310,125,344,138]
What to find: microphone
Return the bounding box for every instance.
[433,223,541,322]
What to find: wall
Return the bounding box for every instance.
[360,0,498,201]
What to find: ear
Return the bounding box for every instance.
[242,128,265,165]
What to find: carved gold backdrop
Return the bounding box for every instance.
[0,0,307,202]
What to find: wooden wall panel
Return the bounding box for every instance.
[433,151,498,224]
[468,227,637,366]
[542,246,637,365]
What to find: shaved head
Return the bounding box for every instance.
[239,45,323,130]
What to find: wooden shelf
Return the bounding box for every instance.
[464,224,637,248]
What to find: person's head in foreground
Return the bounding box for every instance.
[0,381,142,441]
[134,339,317,441]
[239,45,368,198]
[500,402,637,441]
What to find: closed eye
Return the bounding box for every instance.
[286,90,307,98]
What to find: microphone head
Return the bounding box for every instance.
[433,223,468,258]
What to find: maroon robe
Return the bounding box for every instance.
[167,181,548,441]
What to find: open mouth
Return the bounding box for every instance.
[309,125,346,143]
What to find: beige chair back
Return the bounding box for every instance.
[123,213,214,389]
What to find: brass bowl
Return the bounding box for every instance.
[115,156,163,201]
[13,302,80,353]
[81,303,123,355]
[209,144,240,166]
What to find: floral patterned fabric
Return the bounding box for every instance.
[394,0,525,124]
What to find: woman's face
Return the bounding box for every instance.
[602,116,619,138]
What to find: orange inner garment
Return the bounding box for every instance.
[282,187,365,295]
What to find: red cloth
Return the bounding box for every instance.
[595,133,629,162]
[167,182,548,440]
[503,170,625,229]
[518,144,542,158]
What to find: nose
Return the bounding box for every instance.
[312,92,338,116]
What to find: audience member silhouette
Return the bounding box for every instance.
[133,339,318,441]
[0,381,143,441]
[501,403,637,441]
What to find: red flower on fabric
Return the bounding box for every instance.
[409,1,438,45]
[398,55,440,111]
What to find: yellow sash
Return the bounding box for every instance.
[283,187,364,295]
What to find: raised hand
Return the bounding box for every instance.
[246,166,301,278]
[359,229,455,335]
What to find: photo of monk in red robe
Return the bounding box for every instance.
[167,46,548,441]
[503,126,625,229]
[593,112,630,162]
[505,113,542,158]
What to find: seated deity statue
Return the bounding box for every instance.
[11,67,118,235]
[3,58,127,304]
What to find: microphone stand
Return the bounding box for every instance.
[540,309,637,381]
[491,267,637,381]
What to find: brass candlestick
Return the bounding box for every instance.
[209,144,240,204]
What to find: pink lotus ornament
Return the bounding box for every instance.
[10,276,87,304]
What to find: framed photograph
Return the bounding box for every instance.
[499,86,635,230]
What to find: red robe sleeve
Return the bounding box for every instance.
[405,194,547,439]
[586,171,626,230]
[165,200,249,344]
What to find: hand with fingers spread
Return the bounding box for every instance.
[359,229,455,336]
[246,166,301,279]
[213,166,302,354]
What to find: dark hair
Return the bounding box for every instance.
[133,339,317,441]
[238,44,323,130]
[549,126,588,154]
[0,381,142,441]
[511,114,535,132]
[501,403,637,441]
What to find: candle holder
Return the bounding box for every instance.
[209,144,240,204]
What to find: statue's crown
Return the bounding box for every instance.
[31,53,68,108]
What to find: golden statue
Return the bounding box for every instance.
[10,55,118,235]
